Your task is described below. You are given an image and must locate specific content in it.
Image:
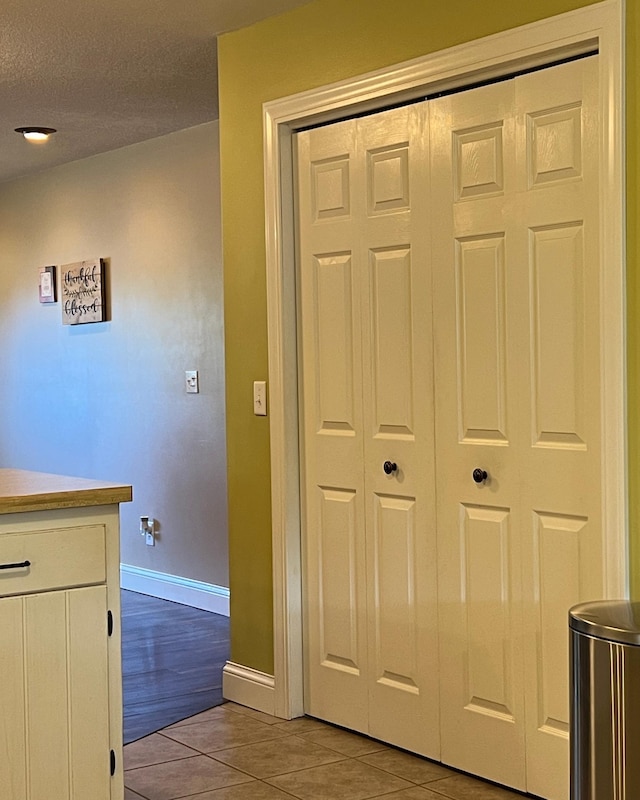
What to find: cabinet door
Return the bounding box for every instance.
[0,585,111,800]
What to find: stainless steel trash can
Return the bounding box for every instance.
[570,600,640,799]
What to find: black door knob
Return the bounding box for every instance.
[472,468,488,484]
[383,461,398,475]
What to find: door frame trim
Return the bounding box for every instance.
[263,0,625,719]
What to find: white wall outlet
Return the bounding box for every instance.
[185,370,199,393]
[253,380,267,416]
[140,516,155,546]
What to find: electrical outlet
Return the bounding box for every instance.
[140,516,155,546]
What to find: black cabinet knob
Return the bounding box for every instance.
[472,468,488,484]
[383,461,398,475]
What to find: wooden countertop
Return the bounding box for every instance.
[0,469,132,515]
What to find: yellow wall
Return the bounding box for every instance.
[218,0,624,674]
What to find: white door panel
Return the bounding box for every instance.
[298,104,439,757]
[357,107,438,756]
[431,77,526,788]
[297,117,369,732]
[432,56,600,799]
[517,57,601,800]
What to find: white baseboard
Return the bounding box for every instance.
[223,661,277,717]
[120,564,230,616]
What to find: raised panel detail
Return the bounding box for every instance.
[462,504,514,720]
[67,588,110,798]
[533,512,589,735]
[530,224,585,448]
[528,104,582,186]
[0,597,27,799]
[368,144,410,214]
[314,253,356,434]
[457,236,508,443]
[312,156,350,221]
[370,247,414,438]
[372,494,419,693]
[26,592,71,799]
[317,488,361,674]
[454,123,504,200]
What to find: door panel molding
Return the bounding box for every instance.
[263,0,624,721]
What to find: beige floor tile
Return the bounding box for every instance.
[223,703,284,725]
[210,734,345,778]
[124,732,199,769]
[161,712,288,752]
[168,705,237,728]
[124,701,526,800]
[271,716,335,734]
[266,758,414,800]
[369,789,457,800]
[300,726,388,757]
[427,774,525,799]
[176,782,300,799]
[359,750,457,784]
[124,754,253,800]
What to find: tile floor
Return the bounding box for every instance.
[124,702,531,800]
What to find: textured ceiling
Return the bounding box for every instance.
[0,0,314,184]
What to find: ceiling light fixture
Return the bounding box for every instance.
[14,126,57,142]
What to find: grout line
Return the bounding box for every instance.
[124,704,528,799]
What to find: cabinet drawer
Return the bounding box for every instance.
[0,525,106,596]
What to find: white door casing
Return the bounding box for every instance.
[263,0,624,731]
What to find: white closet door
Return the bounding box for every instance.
[430,77,527,791]
[297,103,440,757]
[431,56,601,800]
[298,54,602,800]
[297,116,369,735]
[358,107,438,756]
[517,56,601,800]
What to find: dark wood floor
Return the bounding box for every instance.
[121,589,230,743]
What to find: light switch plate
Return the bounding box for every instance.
[253,380,267,416]
[185,370,199,393]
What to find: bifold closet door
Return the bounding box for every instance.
[431,56,602,800]
[297,52,604,800]
[296,103,440,758]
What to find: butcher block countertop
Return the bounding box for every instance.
[0,469,132,515]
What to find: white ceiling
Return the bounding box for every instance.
[1,0,314,185]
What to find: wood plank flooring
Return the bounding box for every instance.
[121,589,229,744]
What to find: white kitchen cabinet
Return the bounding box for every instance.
[0,471,132,800]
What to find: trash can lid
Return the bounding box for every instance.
[569,600,640,645]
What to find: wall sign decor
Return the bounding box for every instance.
[38,265,56,303]
[61,258,106,325]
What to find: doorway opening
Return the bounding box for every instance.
[263,0,625,738]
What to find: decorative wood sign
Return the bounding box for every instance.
[61,259,106,325]
[38,265,56,303]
